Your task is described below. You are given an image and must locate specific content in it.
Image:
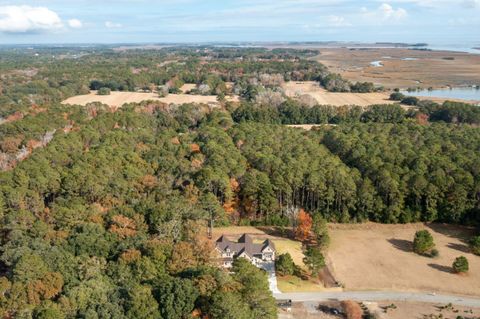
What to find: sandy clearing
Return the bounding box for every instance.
[62,91,238,108]
[286,124,337,131]
[282,81,395,107]
[327,223,479,296]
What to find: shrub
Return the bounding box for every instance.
[97,87,111,95]
[413,230,435,255]
[430,248,439,258]
[275,253,295,276]
[452,256,469,273]
[469,236,480,256]
[341,300,363,319]
[389,92,405,101]
[401,96,419,106]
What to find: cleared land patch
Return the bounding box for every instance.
[62,89,238,108]
[327,223,479,296]
[282,81,396,106]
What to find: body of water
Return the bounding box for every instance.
[401,87,480,101]
[370,60,383,67]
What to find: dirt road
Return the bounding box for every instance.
[275,291,480,308]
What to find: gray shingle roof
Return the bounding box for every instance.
[216,234,275,259]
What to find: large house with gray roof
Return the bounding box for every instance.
[215,234,276,268]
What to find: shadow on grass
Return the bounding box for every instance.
[428,263,453,274]
[387,238,412,253]
[447,242,471,254]
[255,226,293,239]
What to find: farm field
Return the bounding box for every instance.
[315,48,480,89]
[327,223,480,296]
[282,81,395,107]
[61,90,237,108]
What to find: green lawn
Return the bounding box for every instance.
[277,275,325,292]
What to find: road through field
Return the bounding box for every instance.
[275,291,480,308]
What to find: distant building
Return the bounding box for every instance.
[215,234,276,268]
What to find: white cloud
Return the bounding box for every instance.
[105,21,122,28]
[0,5,63,33]
[362,3,408,23]
[328,15,351,27]
[378,3,408,20]
[68,19,83,29]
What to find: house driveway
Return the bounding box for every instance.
[259,261,280,293]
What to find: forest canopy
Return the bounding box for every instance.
[0,46,479,318]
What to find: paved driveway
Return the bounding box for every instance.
[259,261,281,293]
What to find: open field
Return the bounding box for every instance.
[315,48,480,89]
[327,223,479,296]
[61,91,237,108]
[277,275,326,293]
[282,81,395,107]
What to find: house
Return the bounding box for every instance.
[215,234,276,268]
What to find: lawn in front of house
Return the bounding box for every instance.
[276,275,326,292]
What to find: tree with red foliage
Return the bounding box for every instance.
[295,209,312,241]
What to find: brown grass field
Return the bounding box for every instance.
[315,48,480,89]
[282,81,396,107]
[327,223,480,296]
[61,91,237,108]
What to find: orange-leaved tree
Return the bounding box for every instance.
[295,209,312,241]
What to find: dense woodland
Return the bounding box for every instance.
[0,46,479,318]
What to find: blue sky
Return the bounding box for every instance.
[0,0,479,45]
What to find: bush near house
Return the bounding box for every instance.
[276,253,295,276]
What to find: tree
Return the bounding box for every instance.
[125,285,160,319]
[275,253,295,276]
[231,258,277,319]
[97,87,111,95]
[303,246,325,276]
[452,256,469,273]
[413,230,435,255]
[469,236,480,256]
[401,96,419,106]
[154,278,198,319]
[312,214,330,249]
[208,292,251,319]
[295,209,313,242]
[389,92,405,101]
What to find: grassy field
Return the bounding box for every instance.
[327,222,480,296]
[282,81,397,107]
[277,275,327,293]
[62,91,232,108]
